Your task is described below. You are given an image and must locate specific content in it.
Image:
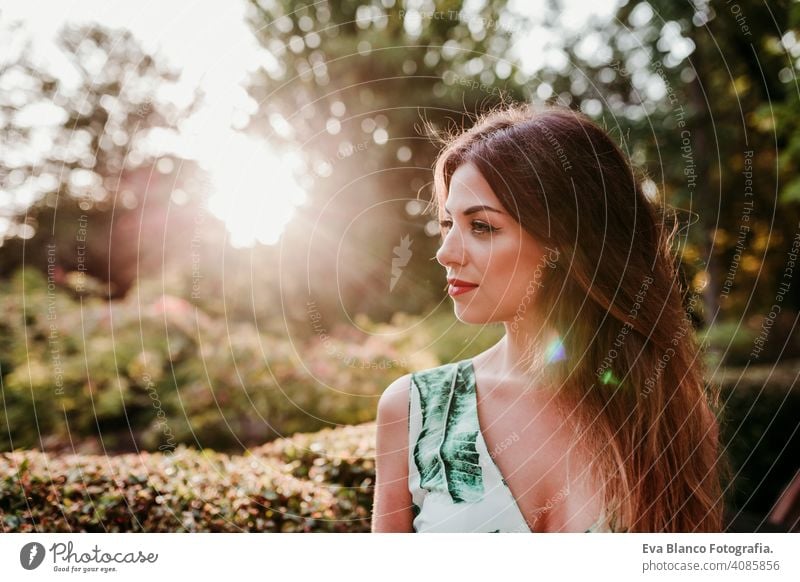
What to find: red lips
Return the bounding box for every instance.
[447,278,478,287]
[447,277,478,297]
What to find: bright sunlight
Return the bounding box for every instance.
[205,133,306,248]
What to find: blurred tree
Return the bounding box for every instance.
[243,0,534,330]
[0,23,205,297]
[553,0,800,335]
[2,1,797,361]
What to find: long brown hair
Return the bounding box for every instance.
[426,102,726,532]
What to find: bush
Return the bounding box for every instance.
[715,360,800,519]
[1,359,796,534]
[0,268,425,453]
[0,423,377,532]
[701,313,800,368]
[254,423,376,516]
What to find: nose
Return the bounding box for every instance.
[435,227,465,268]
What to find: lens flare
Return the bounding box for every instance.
[545,337,566,363]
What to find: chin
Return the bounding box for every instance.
[453,307,500,326]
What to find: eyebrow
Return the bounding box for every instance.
[443,204,504,216]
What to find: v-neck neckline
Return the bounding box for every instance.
[464,358,534,533]
[463,358,606,533]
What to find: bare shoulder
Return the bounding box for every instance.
[376,373,412,427]
[373,373,415,532]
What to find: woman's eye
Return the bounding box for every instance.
[438,219,497,236]
[471,221,496,234]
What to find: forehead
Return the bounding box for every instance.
[444,163,502,212]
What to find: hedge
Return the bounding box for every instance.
[1,361,797,532]
[0,423,376,533]
[715,361,800,520]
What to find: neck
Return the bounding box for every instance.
[484,319,556,379]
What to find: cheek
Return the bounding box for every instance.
[482,246,531,300]
[493,250,548,305]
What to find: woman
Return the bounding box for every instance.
[372,103,724,533]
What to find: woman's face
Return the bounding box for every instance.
[435,162,557,326]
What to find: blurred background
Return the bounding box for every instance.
[0,0,798,532]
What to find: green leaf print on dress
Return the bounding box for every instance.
[411,362,484,503]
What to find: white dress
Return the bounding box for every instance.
[407,359,609,533]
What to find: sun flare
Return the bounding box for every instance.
[206,134,306,248]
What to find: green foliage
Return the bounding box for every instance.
[245,0,534,323]
[700,321,759,369]
[0,266,504,454]
[0,22,204,297]
[1,360,795,532]
[253,423,376,518]
[562,0,800,321]
[420,306,504,363]
[0,268,431,453]
[701,310,800,368]
[714,363,800,516]
[0,424,377,532]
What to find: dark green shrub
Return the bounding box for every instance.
[716,361,800,520]
[0,268,424,453]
